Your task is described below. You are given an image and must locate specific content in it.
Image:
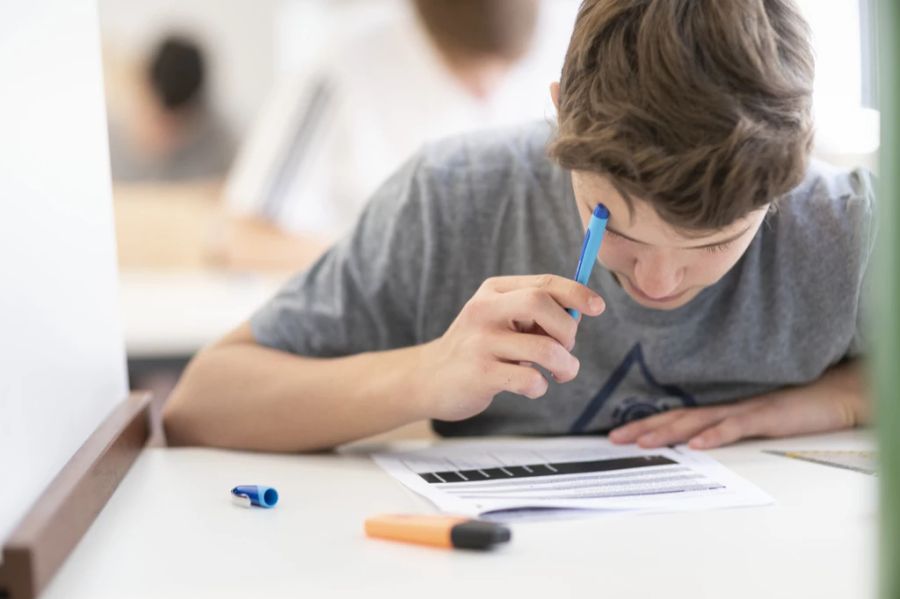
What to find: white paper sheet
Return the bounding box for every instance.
[374,438,772,519]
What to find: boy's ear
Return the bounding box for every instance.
[550,81,560,111]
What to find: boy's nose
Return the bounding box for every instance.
[633,255,684,300]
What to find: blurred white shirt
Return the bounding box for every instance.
[225,0,580,237]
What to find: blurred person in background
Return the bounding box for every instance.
[220,0,578,270]
[108,34,235,182]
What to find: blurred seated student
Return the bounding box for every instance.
[107,35,235,182]
[220,0,577,271]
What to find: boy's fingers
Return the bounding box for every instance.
[689,414,753,449]
[490,332,579,383]
[691,401,791,448]
[485,274,569,293]
[486,274,605,316]
[636,410,724,448]
[487,361,549,400]
[608,409,685,443]
[499,289,580,350]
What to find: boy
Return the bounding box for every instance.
[164,0,874,452]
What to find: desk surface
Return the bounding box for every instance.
[113,181,286,359]
[119,270,288,358]
[114,182,324,360]
[42,430,875,599]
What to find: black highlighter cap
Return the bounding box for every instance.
[449,520,512,550]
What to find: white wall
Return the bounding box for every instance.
[796,0,880,171]
[0,0,128,543]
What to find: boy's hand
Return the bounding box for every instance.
[608,362,867,449]
[416,274,605,422]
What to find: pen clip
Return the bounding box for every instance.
[232,493,253,508]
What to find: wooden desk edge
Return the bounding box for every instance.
[0,392,152,599]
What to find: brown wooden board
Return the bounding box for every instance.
[0,392,151,599]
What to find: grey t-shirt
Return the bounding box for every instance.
[251,121,876,437]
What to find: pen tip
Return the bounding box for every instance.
[594,204,609,219]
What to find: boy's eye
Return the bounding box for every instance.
[606,227,733,253]
[704,241,733,254]
[608,228,731,253]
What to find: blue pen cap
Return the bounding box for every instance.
[231,485,279,508]
[593,203,610,219]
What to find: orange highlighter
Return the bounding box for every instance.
[365,514,511,550]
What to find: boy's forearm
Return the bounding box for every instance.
[163,341,430,452]
[773,358,869,427]
[610,358,870,449]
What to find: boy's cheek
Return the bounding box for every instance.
[597,245,629,274]
[698,250,748,284]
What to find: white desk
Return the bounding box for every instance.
[42,430,876,599]
[119,270,288,359]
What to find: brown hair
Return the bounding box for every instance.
[549,0,815,231]
[413,0,539,62]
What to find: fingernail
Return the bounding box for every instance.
[689,437,706,449]
[589,296,604,312]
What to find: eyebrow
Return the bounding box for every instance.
[604,223,753,249]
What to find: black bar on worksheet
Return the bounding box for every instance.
[419,455,675,484]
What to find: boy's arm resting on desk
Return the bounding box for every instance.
[162,322,433,452]
[163,275,606,452]
[163,323,440,451]
[609,359,869,450]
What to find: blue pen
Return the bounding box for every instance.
[567,203,609,320]
[231,485,279,508]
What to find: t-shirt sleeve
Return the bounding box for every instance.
[846,168,878,359]
[249,152,430,357]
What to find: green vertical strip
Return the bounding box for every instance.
[877,1,900,598]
